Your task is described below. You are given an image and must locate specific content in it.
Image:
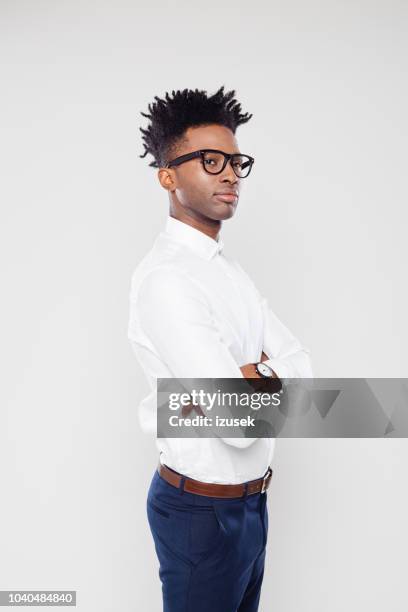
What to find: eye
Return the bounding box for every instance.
[202,152,225,173]
[232,156,244,169]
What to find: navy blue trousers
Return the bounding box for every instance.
[147,467,269,612]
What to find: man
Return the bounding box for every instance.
[128,86,313,612]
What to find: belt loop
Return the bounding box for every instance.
[179,476,186,495]
[243,482,248,499]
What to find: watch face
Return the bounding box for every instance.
[258,363,273,377]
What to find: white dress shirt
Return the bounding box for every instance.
[128,215,313,484]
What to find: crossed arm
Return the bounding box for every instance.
[182,351,277,418]
[136,268,312,443]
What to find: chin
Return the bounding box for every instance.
[210,204,236,221]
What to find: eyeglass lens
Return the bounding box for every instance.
[201,151,252,177]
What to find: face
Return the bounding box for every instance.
[158,124,243,223]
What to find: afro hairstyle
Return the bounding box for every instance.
[139,85,253,168]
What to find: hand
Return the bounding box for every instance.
[181,401,205,418]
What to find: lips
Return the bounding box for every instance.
[214,192,238,204]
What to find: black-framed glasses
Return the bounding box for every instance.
[165,149,255,178]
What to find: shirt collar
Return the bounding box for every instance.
[163,216,224,260]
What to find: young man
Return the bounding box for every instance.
[128,86,313,612]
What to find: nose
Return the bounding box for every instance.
[219,160,240,185]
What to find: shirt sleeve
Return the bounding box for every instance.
[135,266,258,448]
[260,295,314,380]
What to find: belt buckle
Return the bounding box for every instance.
[261,468,272,493]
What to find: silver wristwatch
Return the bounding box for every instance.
[255,362,275,378]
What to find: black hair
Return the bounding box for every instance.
[138,85,253,168]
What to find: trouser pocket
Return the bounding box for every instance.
[147,493,228,569]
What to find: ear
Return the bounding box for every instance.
[157,168,177,192]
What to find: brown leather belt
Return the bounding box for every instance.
[158,463,273,498]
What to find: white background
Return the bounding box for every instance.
[1,1,407,610]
